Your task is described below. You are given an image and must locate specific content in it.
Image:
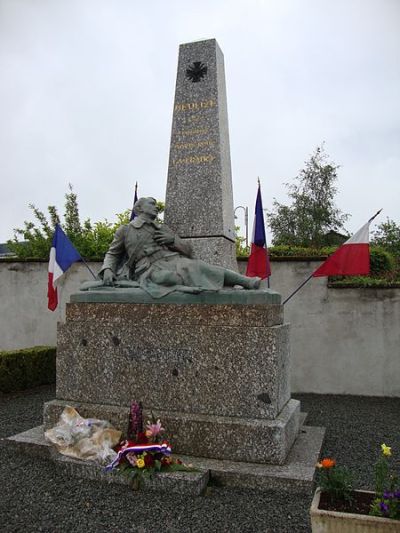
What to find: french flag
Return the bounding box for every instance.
[129,182,139,221]
[246,182,271,279]
[313,210,382,277]
[48,224,82,311]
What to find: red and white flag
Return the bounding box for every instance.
[313,210,382,277]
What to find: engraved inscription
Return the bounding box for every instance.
[173,140,214,150]
[172,154,216,166]
[173,127,209,137]
[174,99,216,112]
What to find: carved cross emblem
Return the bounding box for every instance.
[186,62,208,82]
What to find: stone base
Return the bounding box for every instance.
[43,398,301,465]
[2,421,325,494]
[57,302,289,421]
[2,425,208,495]
[54,299,298,467]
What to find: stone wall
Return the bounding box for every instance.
[1,259,399,396]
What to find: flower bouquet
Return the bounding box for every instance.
[105,402,194,489]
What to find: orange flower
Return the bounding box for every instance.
[317,458,336,469]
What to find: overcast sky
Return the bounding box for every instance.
[1,0,399,244]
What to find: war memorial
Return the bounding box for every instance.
[5,39,324,495]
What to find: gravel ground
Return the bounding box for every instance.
[1,385,399,533]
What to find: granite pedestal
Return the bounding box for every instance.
[43,289,300,466]
[5,288,325,493]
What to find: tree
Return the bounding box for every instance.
[7,186,165,259]
[371,218,400,258]
[268,145,349,248]
[9,185,247,259]
[235,226,249,257]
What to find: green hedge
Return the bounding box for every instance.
[328,277,400,288]
[0,346,56,393]
[369,247,396,276]
[268,245,337,258]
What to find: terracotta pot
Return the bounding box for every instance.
[310,488,399,532]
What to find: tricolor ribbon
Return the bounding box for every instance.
[105,442,172,471]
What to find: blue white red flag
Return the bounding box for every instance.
[130,182,139,221]
[48,224,82,311]
[246,182,271,279]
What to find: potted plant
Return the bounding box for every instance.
[310,444,400,532]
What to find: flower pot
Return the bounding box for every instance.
[310,488,399,532]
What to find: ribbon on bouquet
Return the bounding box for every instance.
[105,442,172,471]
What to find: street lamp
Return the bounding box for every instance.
[234,206,249,249]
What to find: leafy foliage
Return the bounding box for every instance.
[235,226,250,257]
[371,218,400,258]
[268,245,336,257]
[316,458,354,504]
[370,444,400,520]
[0,346,56,393]
[268,145,349,247]
[7,186,164,260]
[369,247,396,276]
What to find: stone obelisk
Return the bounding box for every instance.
[164,39,237,270]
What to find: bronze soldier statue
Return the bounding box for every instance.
[96,197,261,299]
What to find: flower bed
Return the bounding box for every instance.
[311,443,399,531]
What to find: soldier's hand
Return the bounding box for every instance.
[102,269,115,286]
[154,227,175,245]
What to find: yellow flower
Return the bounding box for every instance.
[136,458,145,468]
[381,443,392,456]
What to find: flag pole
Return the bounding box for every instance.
[80,258,97,279]
[282,272,314,305]
[369,208,382,223]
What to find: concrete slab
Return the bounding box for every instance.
[2,422,324,495]
[2,426,209,496]
[180,424,325,494]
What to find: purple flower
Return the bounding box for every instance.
[383,491,393,499]
[127,401,143,441]
[394,491,400,499]
[380,502,389,514]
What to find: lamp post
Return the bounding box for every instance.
[234,206,249,249]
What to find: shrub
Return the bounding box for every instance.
[268,245,336,258]
[369,247,396,276]
[0,346,56,393]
